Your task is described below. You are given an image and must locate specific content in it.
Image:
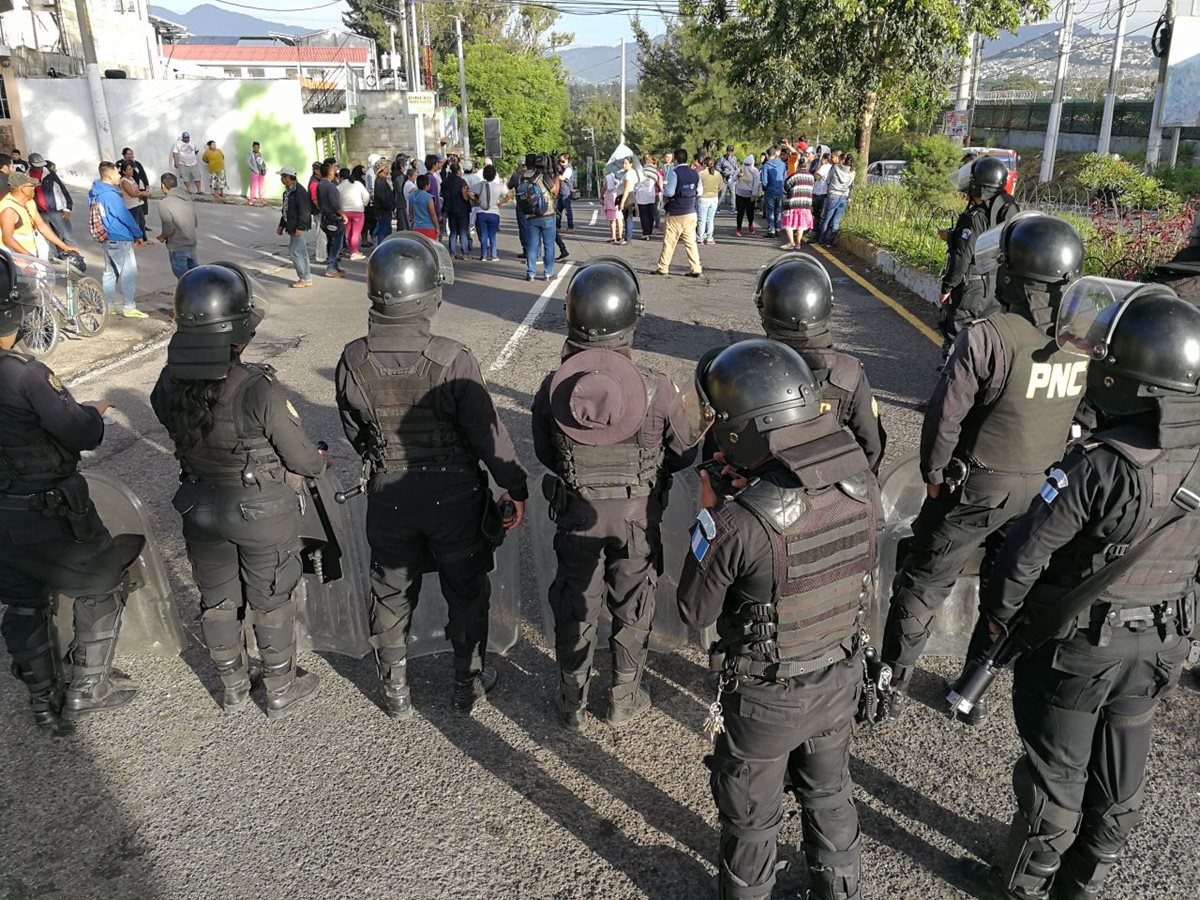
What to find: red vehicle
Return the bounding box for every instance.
[958,146,1021,194]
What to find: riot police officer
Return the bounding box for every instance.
[755,253,886,472]
[939,156,1019,348]
[531,257,703,728]
[879,213,1087,724]
[980,283,1200,900]
[151,263,326,719]
[678,339,875,900]
[0,251,139,730]
[335,232,528,719]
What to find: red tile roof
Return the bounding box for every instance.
[166,44,370,64]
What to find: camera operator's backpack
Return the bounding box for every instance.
[88,199,109,243]
[516,172,551,217]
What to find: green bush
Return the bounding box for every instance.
[1157,165,1200,202]
[1076,153,1181,213]
[899,134,963,207]
[841,183,948,273]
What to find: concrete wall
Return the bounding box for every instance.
[16,78,318,199]
[974,127,1200,163]
[347,90,421,163]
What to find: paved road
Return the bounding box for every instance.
[2,201,1197,900]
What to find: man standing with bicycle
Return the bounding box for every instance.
[1,173,79,260]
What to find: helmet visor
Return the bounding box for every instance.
[973,210,1043,276]
[1055,277,1145,357]
[951,161,972,193]
[404,230,456,286]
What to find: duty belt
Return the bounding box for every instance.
[0,488,64,512]
[1077,600,1178,647]
[727,636,860,682]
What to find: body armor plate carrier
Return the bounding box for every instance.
[178,364,284,486]
[343,336,477,473]
[0,355,79,494]
[728,471,877,679]
[552,369,665,501]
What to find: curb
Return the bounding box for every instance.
[837,233,942,307]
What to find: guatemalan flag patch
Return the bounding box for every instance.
[1040,467,1068,504]
[691,509,717,562]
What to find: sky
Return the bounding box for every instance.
[149,0,1165,50]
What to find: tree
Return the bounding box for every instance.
[690,0,1050,173]
[344,1,572,77]
[439,43,569,171]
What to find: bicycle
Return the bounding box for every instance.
[16,254,106,359]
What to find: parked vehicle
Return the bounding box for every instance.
[957,146,1020,194]
[867,160,908,184]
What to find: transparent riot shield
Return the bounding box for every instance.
[293,468,373,658]
[530,466,697,654]
[53,471,185,657]
[875,453,980,659]
[328,471,521,660]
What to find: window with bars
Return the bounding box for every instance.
[0,78,10,120]
[247,67,266,78]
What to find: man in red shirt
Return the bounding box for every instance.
[306,162,324,264]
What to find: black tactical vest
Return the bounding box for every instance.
[552,369,666,501]
[177,364,284,486]
[729,470,877,676]
[1080,432,1200,608]
[0,352,79,493]
[959,312,1087,474]
[343,336,477,472]
[799,348,860,429]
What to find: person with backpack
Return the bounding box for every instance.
[516,153,559,282]
[87,161,146,317]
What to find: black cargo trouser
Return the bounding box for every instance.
[939,280,995,351]
[366,473,494,673]
[0,499,128,693]
[998,622,1190,898]
[174,479,303,683]
[882,469,1045,687]
[707,657,863,900]
[548,493,661,700]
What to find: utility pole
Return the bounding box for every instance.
[397,0,410,89]
[454,17,470,155]
[1145,0,1177,171]
[1039,0,1076,183]
[966,32,983,144]
[389,24,399,91]
[408,0,421,90]
[1097,0,1128,155]
[953,34,974,112]
[619,37,626,145]
[422,20,433,91]
[73,0,116,161]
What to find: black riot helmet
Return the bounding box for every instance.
[366,231,455,317]
[1056,279,1200,419]
[564,257,644,346]
[168,262,267,380]
[755,253,834,342]
[974,212,1083,334]
[968,156,1008,200]
[0,251,29,338]
[695,338,821,470]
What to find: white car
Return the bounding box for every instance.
[867,160,907,184]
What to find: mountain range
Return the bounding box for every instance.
[147,4,310,37]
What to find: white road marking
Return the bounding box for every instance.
[589,209,598,226]
[488,263,574,373]
[71,333,173,387]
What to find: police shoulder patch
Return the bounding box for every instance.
[1039,467,1068,504]
[286,399,301,422]
[48,372,64,393]
[690,523,711,563]
[871,397,879,418]
[960,227,972,241]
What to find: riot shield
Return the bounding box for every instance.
[875,453,980,659]
[293,468,373,658]
[53,471,185,657]
[530,466,697,654]
[328,470,521,660]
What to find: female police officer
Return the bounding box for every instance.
[151,263,327,719]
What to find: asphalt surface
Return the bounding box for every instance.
[2,201,1197,900]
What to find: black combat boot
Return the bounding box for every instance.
[377,655,413,720]
[606,622,651,727]
[555,676,589,730]
[262,650,320,721]
[1051,847,1122,900]
[452,656,498,715]
[11,653,67,733]
[211,648,254,712]
[63,600,139,721]
[605,685,651,727]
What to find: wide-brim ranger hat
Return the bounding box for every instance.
[549,348,648,446]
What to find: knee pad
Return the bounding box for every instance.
[998,758,1082,895]
[804,834,862,900]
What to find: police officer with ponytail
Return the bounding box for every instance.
[979,282,1200,900]
[152,263,327,719]
[679,339,876,900]
[0,251,139,731]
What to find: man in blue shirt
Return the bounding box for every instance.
[654,148,702,278]
[760,147,787,238]
[87,161,147,318]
